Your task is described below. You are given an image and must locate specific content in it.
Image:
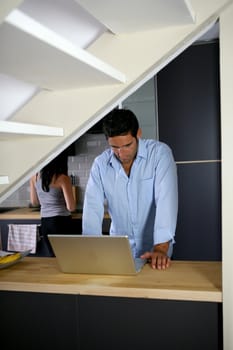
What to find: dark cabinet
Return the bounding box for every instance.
[0,291,80,350]
[79,295,222,350]
[157,42,220,161]
[174,162,221,260]
[157,42,221,261]
[0,291,222,350]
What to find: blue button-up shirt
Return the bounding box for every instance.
[82,139,178,258]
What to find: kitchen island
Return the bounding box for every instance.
[0,207,82,220]
[0,257,222,350]
[0,206,109,220]
[0,207,111,254]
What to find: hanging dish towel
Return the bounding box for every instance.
[7,224,38,254]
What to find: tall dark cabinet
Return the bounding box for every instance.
[157,41,221,260]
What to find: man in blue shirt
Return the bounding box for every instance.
[82,109,178,270]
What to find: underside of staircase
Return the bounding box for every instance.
[0,0,232,203]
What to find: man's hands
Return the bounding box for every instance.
[140,241,171,270]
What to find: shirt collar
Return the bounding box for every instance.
[136,138,147,159]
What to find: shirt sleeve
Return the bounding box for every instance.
[82,159,105,235]
[153,144,178,246]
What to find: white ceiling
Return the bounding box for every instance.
[0,0,218,121]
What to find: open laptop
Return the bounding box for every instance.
[48,235,146,275]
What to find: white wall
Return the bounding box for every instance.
[220,3,233,349]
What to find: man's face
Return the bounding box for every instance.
[108,130,141,166]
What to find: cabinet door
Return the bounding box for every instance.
[157,42,220,161]
[174,162,221,260]
[78,295,222,350]
[0,291,80,350]
[157,42,221,261]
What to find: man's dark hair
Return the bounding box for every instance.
[102,109,139,138]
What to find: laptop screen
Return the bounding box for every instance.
[48,235,146,275]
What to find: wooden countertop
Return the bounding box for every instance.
[0,207,110,220]
[0,207,81,219]
[0,257,222,302]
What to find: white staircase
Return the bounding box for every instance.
[0,0,231,201]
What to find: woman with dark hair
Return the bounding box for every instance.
[30,153,76,256]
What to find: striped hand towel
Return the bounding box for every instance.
[7,224,38,254]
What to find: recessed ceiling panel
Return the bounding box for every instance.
[77,0,196,34]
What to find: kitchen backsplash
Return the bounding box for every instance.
[1,133,108,209]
